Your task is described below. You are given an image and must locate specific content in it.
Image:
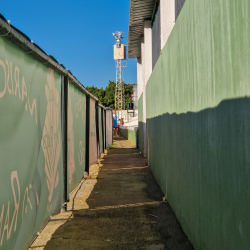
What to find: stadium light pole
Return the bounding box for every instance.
[112,31,126,120]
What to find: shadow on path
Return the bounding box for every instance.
[42,138,193,250]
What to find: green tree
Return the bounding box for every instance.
[125,83,133,107]
[103,80,116,108]
[86,81,135,109]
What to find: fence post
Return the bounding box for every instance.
[61,75,69,209]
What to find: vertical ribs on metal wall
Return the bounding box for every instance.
[61,75,69,208]
[85,95,90,174]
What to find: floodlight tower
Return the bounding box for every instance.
[112,31,126,120]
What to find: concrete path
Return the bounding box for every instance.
[29,137,193,250]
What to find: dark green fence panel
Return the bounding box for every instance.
[67,83,86,192]
[98,106,103,154]
[0,36,63,250]
[105,109,113,148]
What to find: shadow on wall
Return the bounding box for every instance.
[147,97,250,250]
[138,121,144,155]
[111,136,137,150]
[175,0,187,20]
[119,128,138,148]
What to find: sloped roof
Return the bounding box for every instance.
[128,0,155,58]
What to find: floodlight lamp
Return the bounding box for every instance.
[116,40,121,46]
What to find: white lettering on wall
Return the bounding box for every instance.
[5,60,12,94]
[0,171,20,246]
[14,66,21,99]
[0,60,6,98]
[0,59,37,125]
[22,184,33,219]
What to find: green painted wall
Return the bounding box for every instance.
[138,94,144,154]
[119,128,137,147]
[68,83,86,192]
[0,36,63,250]
[146,0,250,249]
[89,98,98,164]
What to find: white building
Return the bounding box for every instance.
[128,0,186,156]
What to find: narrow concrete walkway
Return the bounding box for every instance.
[29,137,193,250]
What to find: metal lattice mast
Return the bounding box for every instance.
[113,31,126,120]
[115,59,125,120]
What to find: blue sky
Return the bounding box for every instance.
[0,0,137,89]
